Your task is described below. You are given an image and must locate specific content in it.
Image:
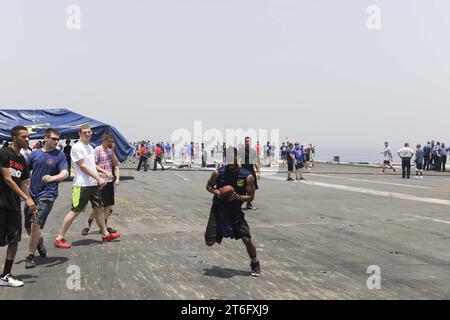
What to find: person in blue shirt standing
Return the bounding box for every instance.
[293,142,305,181]
[24,128,69,269]
[440,142,447,172]
[165,142,172,161]
[433,142,442,171]
[286,143,295,181]
[423,141,432,171]
[415,144,425,179]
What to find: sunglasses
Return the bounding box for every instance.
[50,137,60,141]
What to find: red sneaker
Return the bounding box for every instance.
[102,232,121,242]
[54,238,72,249]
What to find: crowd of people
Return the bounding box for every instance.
[381,140,449,179]
[0,125,121,287]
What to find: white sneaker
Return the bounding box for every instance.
[0,274,24,287]
[420,176,423,179]
[415,176,419,179]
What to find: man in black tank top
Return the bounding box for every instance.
[205,146,261,276]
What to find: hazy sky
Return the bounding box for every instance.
[1,0,449,149]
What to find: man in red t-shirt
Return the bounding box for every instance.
[136,143,148,172]
[153,144,165,171]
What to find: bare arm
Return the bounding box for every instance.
[206,170,221,198]
[42,170,69,183]
[77,159,105,185]
[238,175,255,203]
[112,148,120,184]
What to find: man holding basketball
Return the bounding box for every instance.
[204,146,261,276]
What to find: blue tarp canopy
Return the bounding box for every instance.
[0,108,134,162]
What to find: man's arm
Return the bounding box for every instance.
[77,159,105,186]
[0,167,36,213]
[206,170,221,198]
[112,147,120,184]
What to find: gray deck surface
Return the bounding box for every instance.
[2,163,450,300]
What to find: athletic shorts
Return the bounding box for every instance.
[24,198,55,229]
[281,153,287,160]
[71,186,103,213]
[100,181,115,207]
[0,208,21,247]
[415,162,424,171]
[287,162,294,172]
[204,206,251,244]
[295,162,304,170]
[305,155,310,162]
[383,160,391,165]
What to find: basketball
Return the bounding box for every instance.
[219,185,235,199]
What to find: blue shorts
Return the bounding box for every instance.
[24,198,55,229]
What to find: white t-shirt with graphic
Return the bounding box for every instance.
[71,141,98,187]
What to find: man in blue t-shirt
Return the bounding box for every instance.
[293,142,305,181]
[286,143,295,181]
[24,128,68,269]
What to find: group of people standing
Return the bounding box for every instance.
[381,141,449,179]
[0,125,121,287]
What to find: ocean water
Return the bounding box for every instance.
[316,146,401,163]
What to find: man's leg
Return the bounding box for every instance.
[82,209,96,236]
[402,160,406,178]
[241,236,257,259]
[2,244,18,277]
[241,236,260,276]
[92,206,109,237]
[56,211,78,241]
[28,222,41,257]
[407,160,411,178]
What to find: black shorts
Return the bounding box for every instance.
[287,162,294,172]
[71,186,103,213]
[295,162,304,170]
[415,162,424,170]
[204,206,251,244]
[383,160,391,165]
[100,182,115,207]
[0,208,21,247]
[281,152,287,160]
[305,155,310,162]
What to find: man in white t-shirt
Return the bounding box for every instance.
[54,125,121,249]
[397,142,415,179]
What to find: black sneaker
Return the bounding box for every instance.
[81,227,90,236]
[250,261,261,277]
[287,178,294,181]
[25,255,36,269]
[299,177,305,180]
[107,227,117,234]
[37,237,47,258]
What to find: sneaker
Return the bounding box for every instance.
[250,261,261,277]
[102,232,122,242]
[106,227,117,234]
[246,204,257,210]
[287,178,294,181]
[299,177,305,180]
[0,274,24,287]
[420,176,423,179]
[37,237,47,258]
[415,176,419,179]
[25,255,36,269]
[54,238,72,249]
[393,169,397,172]
[81,227,90,236]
